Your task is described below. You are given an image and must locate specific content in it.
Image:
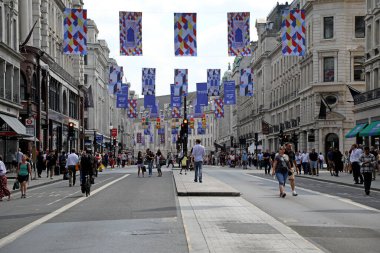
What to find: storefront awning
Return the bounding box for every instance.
[0,114,29,136]
[345,123,368,138]
[359,121,380,137]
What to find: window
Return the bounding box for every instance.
[367,25,372,50]
[355,16,365,38]
[20,73,26,100]
[31,74,38,103]
[374,69,379,89]
[13,19,17,49]
[354,57,365,81]
[49,80,60,112]
[84,74,88,85]
[323,17,334,39]
[375,20,380,46]
[84,55,88,65]
[323,57,334,82]
[69,91,78,119]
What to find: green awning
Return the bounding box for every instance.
[359,121,380,137]
[345,123,367,138]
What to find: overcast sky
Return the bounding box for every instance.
[84,0,280,96]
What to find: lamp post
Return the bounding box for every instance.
[93,130,97,153]
[109,124,113,154]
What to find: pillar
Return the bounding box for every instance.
[18,0,29,44]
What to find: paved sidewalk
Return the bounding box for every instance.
[296,170,380,191]
[173,171,240,196]
[180,196,323,253]
[6,173,65,194]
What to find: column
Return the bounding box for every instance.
[19,0,30,44]
[319,128,323,153]
[339,128,343,152]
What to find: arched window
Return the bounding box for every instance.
[63,91,67,115]
[235,28,243,43]
[127,27,135,42]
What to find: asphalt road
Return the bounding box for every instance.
[207,167,380,253]
[0,169,188,253]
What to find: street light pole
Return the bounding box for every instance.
[183,95,188,154]
[93,130,97,153]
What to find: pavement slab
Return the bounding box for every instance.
[179,196,324,253]
[173,171,240,196]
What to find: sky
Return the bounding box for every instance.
[84,0,280,96]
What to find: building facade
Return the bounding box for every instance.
[352,0,380,147]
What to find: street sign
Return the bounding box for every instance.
[111,128,118,137]
[25,118,35,126]
[96,134,103,143]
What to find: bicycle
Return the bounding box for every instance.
[81,173,91,197]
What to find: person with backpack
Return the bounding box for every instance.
[272,146,292,198]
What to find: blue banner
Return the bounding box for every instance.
[170,84,182,108]
[116,94,128,108]
[144,95,155,109]
[96,134,103,143]
[121,83,129,95]
[172,128,178,135]
[224,81,236,105]
[197,122,205,135]
[142,68,156,95]
[150,101,159,118]
[158,128,165,135]
[196,83,208,107]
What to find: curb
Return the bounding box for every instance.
[10,178,62,194]
[296,175,380,192]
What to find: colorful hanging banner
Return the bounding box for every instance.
[174,13,197,56]
[63,8,87,55]
[172,128,178,135]
[207,69,221,96]
[281,9,306,56]
[119,11,142,56]
[171,106,181,118]
[136,133,142,144]
[197,122,205,135]
[116,94,128,108]
[224,81,236,105]
[144,124,151,135]
[170,84,182,108]
[196,83,208,107]
[144,95,155,109]
[158,128,165,135]
[121,83,129,94]
[240,68,253,97]
[174,69,188,96]
[160,134,165,144]
[214,98,224,118]
[109,66,123,94]
[127,99,137,118]
[227,12,251,56]
[142,68,155,95]
[193,99,203,118]
[150,100,159,118]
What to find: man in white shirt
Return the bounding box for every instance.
[301,151,309,175]
[192,139,205,183]
[66,149,79,187]
[350,144,363,184]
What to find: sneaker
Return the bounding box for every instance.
[199,181,202,183]
[281,193,286,198]
[194,180,197,182]
[292,192,298,196]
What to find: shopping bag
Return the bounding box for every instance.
[98,163,105,172]
[13,180,20,190]
[75,164,79,171]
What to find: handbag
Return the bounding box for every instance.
[13,180,20,190]
[75,164,79,171]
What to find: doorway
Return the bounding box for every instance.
[325,133,339,154]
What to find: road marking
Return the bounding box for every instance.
[0,174,129,249]
[247,174,380,213]
[46,177,114,206]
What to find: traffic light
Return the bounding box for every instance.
[190,118,195,129]
[113,137,117,146]
[156,117,161,129]
[68,122,75,138]
[202,115,206,129]
[180,119,189,140]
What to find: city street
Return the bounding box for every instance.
[1,166,379,253]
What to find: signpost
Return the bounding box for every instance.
[25,117,37,180]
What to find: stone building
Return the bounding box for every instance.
[351,0,380,147]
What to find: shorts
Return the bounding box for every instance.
[275,171,288,186]
[18,175,29,183]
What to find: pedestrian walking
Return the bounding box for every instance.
[45,150,57,179]
[155,149,163,177]
[0,156,11,201]
[332,148,343,177]
[369,147,378,180]
[343,151,350,173]
[180,152,188,175]
[301,151,309,175]
[167,152,175,168]
[36,151,45,178]
[122,152,127,167]
[145,149,154,177]
[272,147,291,198]
[66,149,79,187]
[263,150,271,174]
[80,150,94,194]
[242,150,248,170]
[309,149,319,176]
[359,146,377,195]
[318,152,325,172]
[137,151,145,177]
[285,143,298,196]
[350,144,364,184]
[16,148,23,166]
[59,151,67,179]
[17,155,32,198]
[192,139,205,183]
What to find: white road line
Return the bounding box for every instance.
[247,173,380,213]
[0,174,130,249]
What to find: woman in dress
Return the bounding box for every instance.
[17,155,32,198]
[0,155,11,201]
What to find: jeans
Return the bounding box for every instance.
[363,172,372,194]
[68,165,76,186]
[148,161,153,175]
[194,161,203,182]
[302,162,309,174]
[352,162,363,183]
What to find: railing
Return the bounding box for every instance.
[354,88,380,105]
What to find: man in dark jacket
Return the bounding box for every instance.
[309,149,319,176]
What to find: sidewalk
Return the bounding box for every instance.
[296,170,380,191]
[6,172,64,194]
